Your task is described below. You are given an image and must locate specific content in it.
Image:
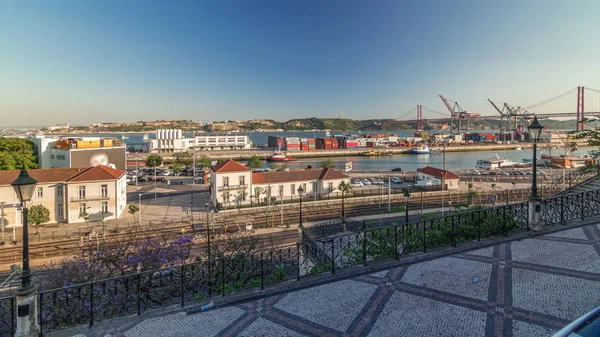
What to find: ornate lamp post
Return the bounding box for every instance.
[297,185,304,227]
[527,116,544,230]
[11,169,40,336]
[403,189,411,223]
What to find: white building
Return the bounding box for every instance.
[416,166,460,190]
[0,166,127,225]
[150,129,252,153]
[209,160,350,208]
[30,135,126,170]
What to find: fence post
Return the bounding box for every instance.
[180,265,185,307]
[581,193,585,220]
[136,273,141,315]
[89,281,94,328]
[451,216,456,248]
[394,226,399,260]
[561,196,565,225]
[296,243,301,280]
[221,259,226,296]
[362,224,367,266]
[422,222,427,252]
[331,239,335,274]
[260,252,264,290]
[36,295,41,336]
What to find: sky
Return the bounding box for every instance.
[2,0,600,127]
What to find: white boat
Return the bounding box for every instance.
[121,135,129,140]
[411,145,430,154]
[475,154,520,170]
[514,146,522,150]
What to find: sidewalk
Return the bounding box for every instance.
[49,218,600,336]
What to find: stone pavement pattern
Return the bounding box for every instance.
[52,223,600,337]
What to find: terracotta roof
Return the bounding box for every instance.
[0,167,88,186]
[0,166,125,186]
[252,168,349,184]
[67,165,125,182]
[211,160,252,173]
[417,166,460,180]
[318,167,349,180]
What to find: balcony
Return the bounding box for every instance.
[217,184,247,191]
[70,195,111,202]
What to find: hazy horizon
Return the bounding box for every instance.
[2,1,600,127]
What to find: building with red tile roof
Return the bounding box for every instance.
[209,160,350,209]
[416,166,460,190]
[0,166,126,225]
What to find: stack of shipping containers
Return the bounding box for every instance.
[285,137,300,151]
[316,137,338,150]
[268,136,285,149]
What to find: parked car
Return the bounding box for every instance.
[362,179,371,185]
[552,305,600,337]
[351,181,363,187]
[391,168,402,172]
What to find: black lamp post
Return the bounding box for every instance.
[403,189,411,223]
[11,169,37,292]
[297,185,304,226]
[204,202,211,260]
[528,116,544,200]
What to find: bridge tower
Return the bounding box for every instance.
[416,105,423,131]
[577,86,585,131]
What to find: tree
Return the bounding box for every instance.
[305,165,313,170]
[28,204,50,235]
[247,155,262,169]
[321,158,335,168]
[0,138,38,170]
[128,204,140,222]
[173,152,193,166]
[146,154,163,168]
[198,155,212,169]
[269,163,288,171]
[171,162,184,174]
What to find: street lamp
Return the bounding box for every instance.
[205,202,211,260]
[11,169,40,336]
[403,189,411,223]
[297,185,304,227]
[528,116,544,230]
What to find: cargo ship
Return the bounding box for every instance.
[266,151,297,162]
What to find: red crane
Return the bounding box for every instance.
[438,95,480,134]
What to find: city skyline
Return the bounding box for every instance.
[2,1,600,127]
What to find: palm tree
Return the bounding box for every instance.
[338,181,353,229]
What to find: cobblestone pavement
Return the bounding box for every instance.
[51,223,600,337]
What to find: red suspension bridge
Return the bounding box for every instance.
[396,86,600,133]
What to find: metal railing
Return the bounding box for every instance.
[0,187,599,335]
[69,195,110,202]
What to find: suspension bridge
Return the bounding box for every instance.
[396,86,600,133]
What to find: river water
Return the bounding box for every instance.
[59,131,592,172]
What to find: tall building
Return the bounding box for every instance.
[149,129,252,153]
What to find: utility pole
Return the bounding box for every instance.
[0,202,5,244]
[442,142,446,216]
[192,130,196,185]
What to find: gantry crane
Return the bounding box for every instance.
[488,99,512,143]
[439,95,481,134]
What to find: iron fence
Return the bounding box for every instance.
[0,186,596,334]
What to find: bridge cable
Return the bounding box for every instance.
[523,87,578,110]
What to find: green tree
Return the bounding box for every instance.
[28,204,50,235]
[198,155,212,169]
[145,154,163,168]
[247,155,262,169]
[0,138,38,170]
[173,152,193,166]
[170,162,184,174]
[321,158,335,168]
[127,204,140,222]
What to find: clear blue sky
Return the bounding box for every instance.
[1,0,600,127]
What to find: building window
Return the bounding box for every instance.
[37,187,43,198]
[101,184,108,198]
[78,186,86,200]
[57,155,66,160]
[101,201,109,214]
[328,182,333,192]
[57,186,63,196]
[290,184,295,195]
[78,203,87,217]
[57,204,63,217]
[223,192,230,203]
[313,181,318,193]
[50,154,55,159]
[223,177,229,187]
[239,176,245,186]
[278,185,284,196]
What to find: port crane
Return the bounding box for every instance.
[487,99,512,142]
[438,95,480,134]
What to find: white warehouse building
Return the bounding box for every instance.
[150,129,252,153]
